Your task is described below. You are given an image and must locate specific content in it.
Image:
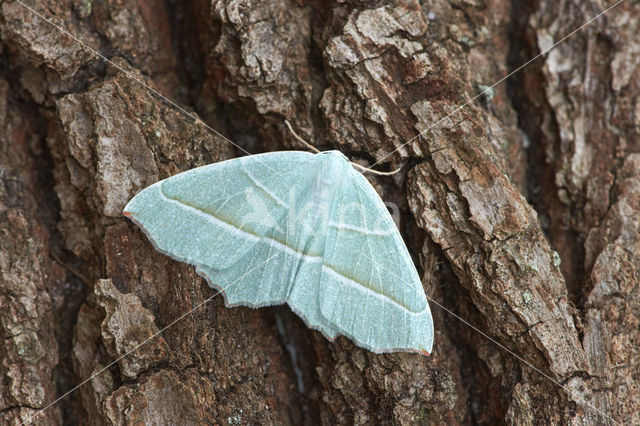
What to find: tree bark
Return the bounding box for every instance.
[1,0,638,424]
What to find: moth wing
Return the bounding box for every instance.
[313,168,434,353]
[123,151,314,273]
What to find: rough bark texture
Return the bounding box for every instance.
[0,0,638,424]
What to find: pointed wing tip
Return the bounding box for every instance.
[123,210,132,218]
[420,349,431,357]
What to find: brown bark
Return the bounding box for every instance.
[0,0,638,424]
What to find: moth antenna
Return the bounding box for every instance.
[284,120,320,153]
[285,120,401,176]
[351,162,402,176]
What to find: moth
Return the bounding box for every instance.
[124,150,434,354]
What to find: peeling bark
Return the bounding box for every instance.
[1,0,638,424]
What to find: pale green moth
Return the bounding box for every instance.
[123,150,434,354]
